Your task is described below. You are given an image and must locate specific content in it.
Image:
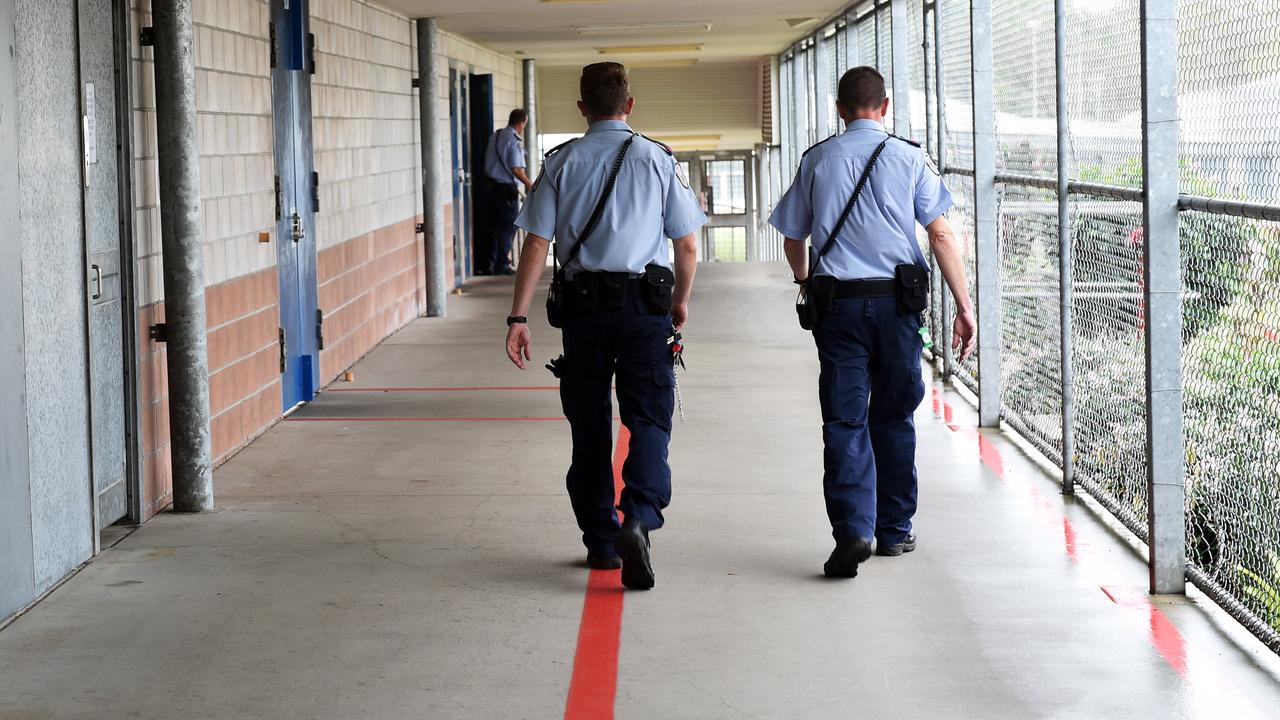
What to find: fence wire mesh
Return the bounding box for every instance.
[991,0,1056,176]
[1178,0,1280,648]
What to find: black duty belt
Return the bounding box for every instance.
[834,278,896,298]
[567,271,646,293]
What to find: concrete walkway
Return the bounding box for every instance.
[2,264,1279,719]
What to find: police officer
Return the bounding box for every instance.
[769,67,976,578]
[503,62,706,590]
[479,109,534,275]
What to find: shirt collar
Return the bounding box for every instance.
[845,118,887,133]
[587,119,634,134]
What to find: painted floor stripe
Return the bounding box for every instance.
[326,386,562,393]
[287,416,571,423]
[564,425,630,720]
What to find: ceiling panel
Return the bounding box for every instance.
[375,0,851,65]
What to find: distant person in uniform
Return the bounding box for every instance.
[479,109,533,276]
[503,62,706,590]
[769,66,976,578]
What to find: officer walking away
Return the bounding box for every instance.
[503,62,706,590]
[479,109,534,276]
[769,67,976,579]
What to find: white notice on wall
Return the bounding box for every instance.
[84,82,98,165]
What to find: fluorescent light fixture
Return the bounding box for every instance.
[574,21,711,35]
[596,44,703,55]
[785,17,818,28]
[626,59,700,68]
[655,134,722,144]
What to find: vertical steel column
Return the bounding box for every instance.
[890,0,911,135]
[971,0,1001,427]
[814,35,830,140]
[1055,0,1076,493]
[522,58,538,180]
[1140,0,1185,594]
[152,0,213,512]
[932,3,955,379]
[417,18,447,318]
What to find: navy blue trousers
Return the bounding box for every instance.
[813,296,927,545]
[559,295,675,557]
[487,190,519,273]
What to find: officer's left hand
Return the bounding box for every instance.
[672,302,688,331]
[506,324,532,370]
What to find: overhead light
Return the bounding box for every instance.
[626,59,700,68]
[597,44,703,55]
[574,21,711,35]
[655,134,722,144]
[786,17,818,28]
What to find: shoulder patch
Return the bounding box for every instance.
[889,133,922,148]
[544,138,576,158]
[637,133,674,156]
[801,134,837,157]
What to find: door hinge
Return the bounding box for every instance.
[311,171,320,213]
[415,222,425,235]
[149,323,167,343]
[412,77,420,89]
[140,27,155,47]
[307,33,317,75]
[316,309,325,351]
[278,327,287,374]
[269,22,277,69]
[275,175,282,221]
[290,211,304,243]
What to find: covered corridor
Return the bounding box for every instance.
[2,267,1279,719]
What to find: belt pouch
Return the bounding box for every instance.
[546,270,566,328]
[643,263,675,314]
[797,276,835,331]
[894,264,930,315]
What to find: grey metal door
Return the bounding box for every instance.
[78,0,128,528]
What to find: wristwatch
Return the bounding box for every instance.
[506,315,528,327]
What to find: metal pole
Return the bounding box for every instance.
[152,0,213,512]
[522,58,538,180]
[890,0,911,135]
[971,0,1001,427]
[417,18,447,317]
[933,4,955,379]
[1055,0,1075,494]
[1140,0,1185,595]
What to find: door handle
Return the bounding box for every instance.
[91,264,102,300]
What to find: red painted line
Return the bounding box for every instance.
[928,385,1198,681]
[327,386,561,393]
[564,425,630,720]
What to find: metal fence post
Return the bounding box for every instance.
[1055,0,1076,494]
[890,0,911,135]
[971,0,1001,427]
[152,0,214,512]
[1140,0,1186,595]
[417,18,447,317]
[933,3,955,380]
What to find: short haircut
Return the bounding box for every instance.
[838,66,887,112]
[580,62,631,117]
[508,108,528,126]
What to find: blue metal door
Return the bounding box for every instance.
[271,0,319,410]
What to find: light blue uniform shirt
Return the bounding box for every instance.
[484,126,526,186]
[516,120,707,276]
[769,119,952,280]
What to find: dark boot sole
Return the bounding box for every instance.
[587,556,622,570]
[824,539,873,578]
[616,524,655,590]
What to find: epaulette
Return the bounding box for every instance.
[801,134,837,157]
[889,133,921,148]
[636,133,674,156]
[544,139,576,158]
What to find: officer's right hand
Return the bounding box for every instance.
[953,309,977,362]
[672,302,689,331]
[506,324,532,370]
